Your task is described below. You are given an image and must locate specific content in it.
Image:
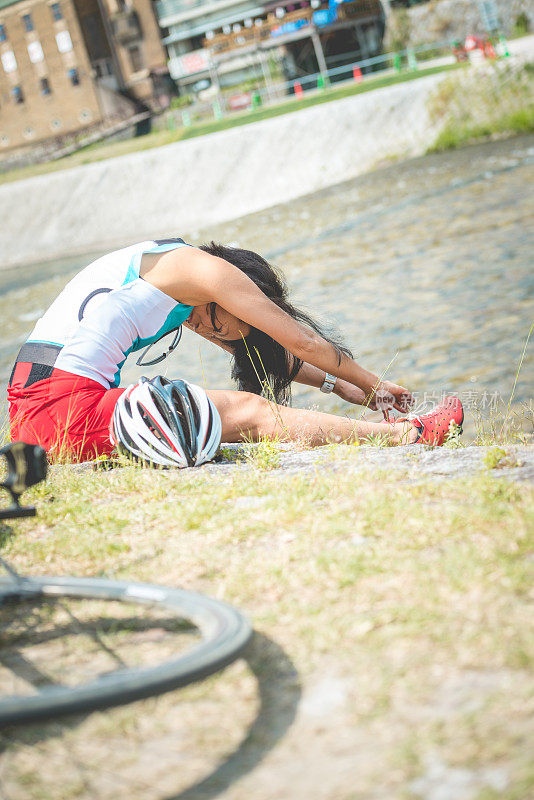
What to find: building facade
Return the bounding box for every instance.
[156,0,385,93]
[0,0,170,154]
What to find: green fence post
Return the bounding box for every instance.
[498,34,510,57]
[251,91,262,109]
[393,52,402,73]
[212,100,223,120]
[167,114,176,131]
[317,73,325,90]
[182,110,191,127]
[407,48,418,71]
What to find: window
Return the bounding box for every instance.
[50,3,62,21]
[68,67,80,85]
[1,49,17,73]
[28,40,44,63]
[56,29,72,53]
[0,24,7,43]
[22,13,34,32]
[12,85,24,104]
[128,44,143,72]
[40,77,52,95]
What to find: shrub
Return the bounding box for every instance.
[428,61,534,151]
[513,13,530,38]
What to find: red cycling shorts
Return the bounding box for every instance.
[8,363,125,462]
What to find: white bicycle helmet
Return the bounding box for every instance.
[110,376,222,468]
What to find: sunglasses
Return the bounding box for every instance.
[136,327,183,367]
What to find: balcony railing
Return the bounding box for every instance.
[156,0,244,24]
[337,0,383,22]
[207,8,314,54]
[204,1,382,55]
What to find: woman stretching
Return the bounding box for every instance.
[8,238,463,462]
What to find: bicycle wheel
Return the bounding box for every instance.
[0,576,252,726]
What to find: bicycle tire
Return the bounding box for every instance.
[0,576,252,726]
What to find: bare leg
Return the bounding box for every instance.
[206,390,417,446]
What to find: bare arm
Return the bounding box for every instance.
[292,361,324,389]
[293,361,371,406]
[144,247,411,408]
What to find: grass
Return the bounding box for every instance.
[428,61,534,152]
[482,446,524,470]
[467,325,534,448]
[432,106,534,151]
[0,62,462,187]
[0,439,532,798]
[239,436,283,470]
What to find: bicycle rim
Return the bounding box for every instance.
[0,576,252,726]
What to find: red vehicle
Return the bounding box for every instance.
[464,35,497,59]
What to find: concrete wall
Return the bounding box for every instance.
[1,72,447,269]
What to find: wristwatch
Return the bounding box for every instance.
[320,372,337,393]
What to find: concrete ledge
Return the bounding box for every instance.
[66,445,534,482]
[208,443,534,482]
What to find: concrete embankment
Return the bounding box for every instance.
[1,73,449,269]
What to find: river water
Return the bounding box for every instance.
[1,136,533,440]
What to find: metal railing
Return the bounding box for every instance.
[160,39,461,131]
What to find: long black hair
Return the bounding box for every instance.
[199,242,352,405]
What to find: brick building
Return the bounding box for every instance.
[0,0,170,154]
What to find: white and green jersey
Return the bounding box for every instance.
[24,239,193,389]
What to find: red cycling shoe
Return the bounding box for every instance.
[384,395,464,446]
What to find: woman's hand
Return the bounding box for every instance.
[367,380,414,416]
[335,379,413,416]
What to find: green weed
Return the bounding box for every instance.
[483,446,523,470]
[240,437,282,470]
[428,61,534,152]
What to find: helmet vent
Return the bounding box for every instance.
[139,407,166,443]
[185,386,202,430]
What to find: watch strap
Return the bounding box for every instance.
[320,373,337,393]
